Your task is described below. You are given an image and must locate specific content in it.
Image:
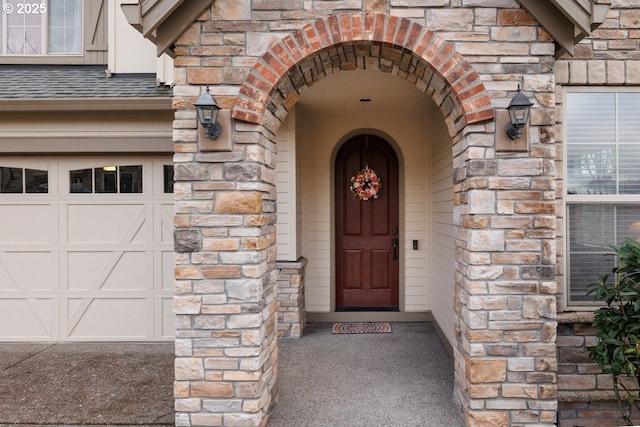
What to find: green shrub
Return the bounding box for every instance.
[587,238,640,425]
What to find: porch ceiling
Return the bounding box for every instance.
[295,69,431,115]
[122,1,610,59]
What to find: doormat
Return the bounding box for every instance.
[331,322,392,334]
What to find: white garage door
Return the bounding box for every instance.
[0,156,174,341]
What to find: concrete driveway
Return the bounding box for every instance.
[0,342,174,426]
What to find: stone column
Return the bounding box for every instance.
[172,86,278,425]
[453,104,558,426]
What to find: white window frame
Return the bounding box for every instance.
[0,0,83,56]
[563,86,640,309]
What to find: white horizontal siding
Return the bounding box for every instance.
[430,110,456,348]
[402,122,429,312]
[296,113,303,260]
[276,112,299,262]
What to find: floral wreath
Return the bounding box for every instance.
[350,167,382,200]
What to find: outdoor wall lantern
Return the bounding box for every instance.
[505,85,533,140]
[194,85,221,140]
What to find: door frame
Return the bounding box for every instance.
[330,129,404,313]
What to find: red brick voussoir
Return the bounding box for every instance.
[232,12,494,135]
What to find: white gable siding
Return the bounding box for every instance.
[109,0,173,79]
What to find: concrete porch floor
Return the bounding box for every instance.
[0,322,463,426]
[267,322,464,427]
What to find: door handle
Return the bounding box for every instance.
[392,237,399,260]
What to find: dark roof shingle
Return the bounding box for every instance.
[0,65,172,99]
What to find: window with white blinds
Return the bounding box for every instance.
[566,91,640,304]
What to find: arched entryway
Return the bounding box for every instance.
[174,11,500,427]
[225,11,495,425]
[334,134,400,311]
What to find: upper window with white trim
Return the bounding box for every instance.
[0,0,81,55]
[565,90,640,305]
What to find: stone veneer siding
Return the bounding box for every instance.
[557,316,640,427]
[171,1,559,426]
[276,258,307,339]
[554,3,640,426]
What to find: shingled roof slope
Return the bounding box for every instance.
[0,65,172,99]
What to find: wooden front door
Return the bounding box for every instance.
[335,134,399,310]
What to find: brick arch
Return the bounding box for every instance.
[232,13,494,136]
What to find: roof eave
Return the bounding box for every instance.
[0,97,173,112]
[121,0,214,58]
[517,0,611,58]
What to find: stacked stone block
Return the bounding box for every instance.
[172,7,279,424]
[171,2,562,426]
[446,7,558,427]
[556,318,640,426]
[276,258,307,338]
[453,146,559,425]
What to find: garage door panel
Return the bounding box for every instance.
[102,252,148,291]
[0,205,53,243]
[0,157,173,341]
[0,252,56,292]
[162,251,173,291]
[68,252,111,291]
[160,204,174,244]
[0,299,52,338]
[67,298,148,338]
[67,204,147,244]
[162,298,175,337]
[68,251,147,291]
